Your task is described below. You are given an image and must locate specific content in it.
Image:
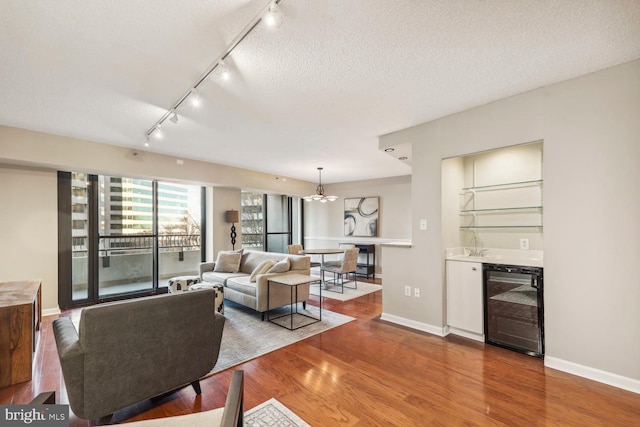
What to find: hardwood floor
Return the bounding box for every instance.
[1,278,639,426]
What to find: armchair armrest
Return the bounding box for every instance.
[53,317,83,358]
[220,370,244,427]
[199,262,216,278]
[30,391,56,405]
[52,317,85,410]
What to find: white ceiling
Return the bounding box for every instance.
[1,1,639,184]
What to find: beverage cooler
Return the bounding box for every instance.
[483,264,544,358]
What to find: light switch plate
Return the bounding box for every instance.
[520,238,530,250]
[419,219,428,230]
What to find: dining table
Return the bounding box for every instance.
[298,248,345,289]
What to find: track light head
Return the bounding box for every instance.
[190,89,200,107]
[169,111,179,124]
[215,60,230,81]
[264,1,283,28]
[153,125,163,139]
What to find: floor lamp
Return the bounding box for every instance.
[225,210,239,250]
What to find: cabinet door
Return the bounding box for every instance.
[446,261,483,334]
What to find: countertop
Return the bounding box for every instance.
[380,241,412,248]
[445,248,543,268]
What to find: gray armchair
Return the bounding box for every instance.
[53,289,225,420]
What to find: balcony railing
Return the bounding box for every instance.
[72,233,201,256]
[71,233,203,299]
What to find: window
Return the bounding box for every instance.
[241,191,302,253]
[58,172,205,308]
[241,192,264,250]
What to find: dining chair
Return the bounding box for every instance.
[288,244,321,268]
[321,247,359,293]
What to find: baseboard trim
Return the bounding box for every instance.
[43,307,62,317]
[380,312,446,337]
[446,326,485,343]
[545,356,640,394]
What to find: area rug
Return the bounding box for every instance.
[245,398,310,426]
[208,301,355,375]
[309,281,382,301]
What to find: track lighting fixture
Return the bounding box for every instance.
[144,135,150,147]
[142,0,285,147]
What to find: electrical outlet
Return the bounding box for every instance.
[520,238,530,250]
[419,219,428,230]
[414,287,420,298]
[404,285,411,297]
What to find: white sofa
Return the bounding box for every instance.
[199,250,311,319]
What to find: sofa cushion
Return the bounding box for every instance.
[238,251,288,274]
[249,259,276,282]
[226,276,257,297]
[214,251,243,273]
[267,258,290,273]
[202,271,245,284]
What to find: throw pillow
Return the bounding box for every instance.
[249,259,276,282]
[213,251,243,273]
[266,258,290,274]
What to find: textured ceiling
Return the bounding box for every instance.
[1,0,639,183]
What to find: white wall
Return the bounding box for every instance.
[0,126,315,197]
[0,166,58,312]
[304,175,411,275]
[0,126,318,312]
[381,59,640,390]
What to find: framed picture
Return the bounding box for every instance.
[344,197,379,237]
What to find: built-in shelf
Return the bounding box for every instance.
[460,206,543,214]
[461,179,543,193]
[460,225,543,230]
[459,179,543,231]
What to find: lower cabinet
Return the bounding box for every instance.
[446,260,483,338]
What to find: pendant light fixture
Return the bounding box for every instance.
[303,167,338,203]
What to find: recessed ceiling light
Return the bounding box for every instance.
[384,148,394,152]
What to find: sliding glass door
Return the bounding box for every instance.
[98,176,154,297]
[59,172,204,308]
[157,182,203,284]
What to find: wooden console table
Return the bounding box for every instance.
[0,280,42,387]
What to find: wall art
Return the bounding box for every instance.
[344,197,378,237]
